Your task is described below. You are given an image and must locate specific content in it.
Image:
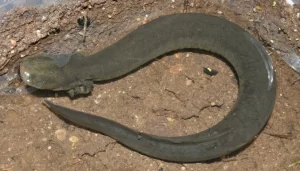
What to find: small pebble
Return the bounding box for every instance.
[36,30,42,38]
[69,136,79,149]
[41,16,47,21]
[69,136,79,143]
[186,79,193,86]
[63,34,71,40]
[55,129,67,141]
[10,39,17,47]
[167,117,175,122]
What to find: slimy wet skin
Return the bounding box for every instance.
[20,13,276,162]
[20,53,93,96]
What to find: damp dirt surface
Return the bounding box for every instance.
[1,0,300,170]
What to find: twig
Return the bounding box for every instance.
[263,132,293,140]
[81,11,88,43]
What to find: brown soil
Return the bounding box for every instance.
[0,0,300,170]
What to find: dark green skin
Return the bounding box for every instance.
[21,13,276,162]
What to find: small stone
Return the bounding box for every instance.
[55,129,67,141]
[255,6,262,11]
[143,15,148,24]
[167,117,175,122]
[10,39,17,47]
[186,79,193,86]
[280,18,286,23]
[211,102,216,106]
[63,34,71,40]
[41,16,47,21]
[36,30,42,38]
[181,166,186,170]
[69,136,79,143]
[69,136,79,149]
[108,14,112,18]
[217,10,222,14]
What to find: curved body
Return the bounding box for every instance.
[21,13,276,162]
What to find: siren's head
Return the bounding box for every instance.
[20,54,70,90]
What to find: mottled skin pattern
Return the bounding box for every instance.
[20,13,276,162]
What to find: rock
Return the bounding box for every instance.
[55,129,67,141]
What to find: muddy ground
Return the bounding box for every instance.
[0,0,300,170]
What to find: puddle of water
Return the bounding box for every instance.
[0,0,67,15]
